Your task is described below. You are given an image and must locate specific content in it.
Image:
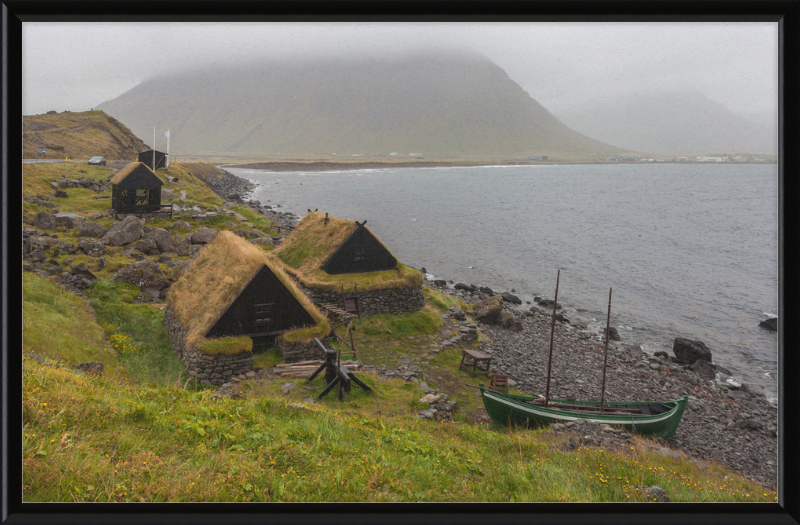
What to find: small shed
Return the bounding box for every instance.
[110,162,163,215]
[137,149,168,170]
[167,231,329,353]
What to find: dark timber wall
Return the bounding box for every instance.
[322,223,397,275]
[137,149,168,170]
[111,164,163,212]
[206,263,316,338]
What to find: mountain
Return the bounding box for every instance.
[23,110,149,160]
[552,90,777,156]
[96,52,621,159]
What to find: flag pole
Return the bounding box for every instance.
[152,126,156,171]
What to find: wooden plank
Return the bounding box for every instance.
[349,373,372,392]
[307,362,327,381]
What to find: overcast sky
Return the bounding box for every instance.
[22,22,778,119]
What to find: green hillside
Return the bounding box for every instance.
[97,52,621,159]
[23,110,149,160]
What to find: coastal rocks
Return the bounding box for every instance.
[501,292,522,305]
[112,259,170,289]
[101,216,143,246]
[603,326,621,341]
[690,359,716,380]
[33,211,58,230]
[759,317,777,331]
[672,337,712,364]
[499,310,523,331]
[439,321,478,351]
[472,295,503,324]
[77,221,108,239]
[535,298,561,310]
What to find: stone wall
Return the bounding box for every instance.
[164,306,253,386]
[276,335,330,363]
[299,283,425,316]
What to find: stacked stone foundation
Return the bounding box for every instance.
[299,284,425,316]
[164,307,253,386]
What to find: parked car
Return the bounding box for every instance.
[88,156,107,166]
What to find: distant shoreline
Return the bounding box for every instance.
[222,159,776,172]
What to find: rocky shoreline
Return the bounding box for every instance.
[221,160,526,172]
[424,279,778,490]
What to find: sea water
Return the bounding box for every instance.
[226,163,778,403]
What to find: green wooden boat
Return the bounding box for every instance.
[479,385,688,438]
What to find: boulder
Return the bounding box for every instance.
[150,228,180,253]
[690,359,716,380]
[454,283,477,292]
[603,326,620,341]
[101,216,144,246]
[189,226,218,244]
[433,279,448,287]
[759,317,777,331]
[160,189,180,201]
[500,311,524,331]
[634,485,670,502]
[450,308,467,321]
[71,263,97,281]
[168,219,192,231]
[54,189,68,198]
[62,274,93,291]
[672,337,712,364]
[77,221,108,239]
[501,292,522,304]
[78,238,106,257]
[478,286,495,295]
[33,211,58,231]
[54,211,86,229]
[133,238,160,256]
[536,298,561,310]
[112,259,170,289]
[472,295,503,324]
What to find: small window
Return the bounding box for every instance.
[353,247,366,262]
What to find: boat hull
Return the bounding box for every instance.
[480,388,688,438]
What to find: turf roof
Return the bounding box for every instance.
[272,211,422,292]
[109,162,158,185]
[167,230,329,348]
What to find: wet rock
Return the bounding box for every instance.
[536,298,561,310]
[501,292,522,304]
[759,317,777,331]
[690,359,716,380]
[603,326,621,341]
[478,286,495,295]
[673,337,712,364]
[472,295,503,324]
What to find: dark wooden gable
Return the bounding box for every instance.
[206,263,316,338]
[322,221,397,275]
[137,149,168,170]
[112,164,164,190]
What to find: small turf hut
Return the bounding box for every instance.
[164,231,330,381]
[273,211,424,315]
[137,149,168,170]
[110,162,164,215]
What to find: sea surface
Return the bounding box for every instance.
[225,163,779,404]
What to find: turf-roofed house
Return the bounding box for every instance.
[164,231,329,384]
[272,211,424,316]
[110,162,165,218]
[137,148,168,170]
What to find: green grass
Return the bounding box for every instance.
[423,286,470,312]
[22,354,777,502]
[252,346,284,369]
[196,336,253,356]
[86,280,196,389]
[359,304,444,337]
[23,273,130,384]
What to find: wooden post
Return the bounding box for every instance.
[348,318,356,359]
[544,270,560,407]
[599,287,613,412]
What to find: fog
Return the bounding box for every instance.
[23,22,778,151]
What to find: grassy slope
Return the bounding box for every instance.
[23,110,149,160]
[22,160,776,502]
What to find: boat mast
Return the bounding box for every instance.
[599,287,612,412]
[544,270,560,407]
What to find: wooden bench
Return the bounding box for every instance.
[459,349,492,375]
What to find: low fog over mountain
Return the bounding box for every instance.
[552,90,776,156]
[96,52,621,158]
